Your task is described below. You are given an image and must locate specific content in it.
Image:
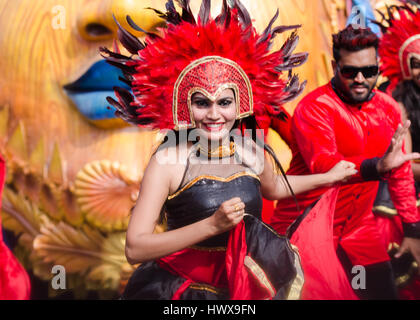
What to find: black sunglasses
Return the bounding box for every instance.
[338,65,379,79]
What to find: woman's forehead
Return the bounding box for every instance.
[192,89,235,100]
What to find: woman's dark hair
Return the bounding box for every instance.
[393,80,420,152]
[332,25,379,62]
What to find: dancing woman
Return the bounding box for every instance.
[101,0,405,300]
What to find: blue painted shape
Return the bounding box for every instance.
[346,0,381,36]
[64,60,131,121]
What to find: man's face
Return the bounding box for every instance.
[411,57,420,89]
[333,47,379,104]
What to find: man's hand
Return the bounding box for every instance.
[395,237,420,273]
[377,120,420,174]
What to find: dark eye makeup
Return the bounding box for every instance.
[411,58,420,69]
[192,97,233,108]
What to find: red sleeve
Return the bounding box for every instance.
[291,101,365,183]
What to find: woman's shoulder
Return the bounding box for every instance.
[152,142,192,167]
[234,137,265,175]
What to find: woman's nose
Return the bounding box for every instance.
[76,0,165,42]
[206,104,220,120]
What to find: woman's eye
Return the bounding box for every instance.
[219,99,233,107]
[411,60,420,69]
[193,100,209,107]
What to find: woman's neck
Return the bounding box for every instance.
[196,136,234,159]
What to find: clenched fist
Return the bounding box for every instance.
[208,197,245,234]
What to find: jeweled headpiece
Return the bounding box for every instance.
[101,0,307,130]
[374,1,420,90]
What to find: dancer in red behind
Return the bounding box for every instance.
[271,25,420,299]
[372,1,420,299]
[0,155,31,299]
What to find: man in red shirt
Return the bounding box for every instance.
[270,25,420,299]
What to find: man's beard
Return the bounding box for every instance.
[332,76,376,105]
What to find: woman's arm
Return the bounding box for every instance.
[125,152,245,264]
[260,155,357,201]
[402,125,420,180]
[398,102,420,181]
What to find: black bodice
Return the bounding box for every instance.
[165,172,262,247]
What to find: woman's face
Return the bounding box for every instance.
[411,57,420,89]
[191,88,237,143]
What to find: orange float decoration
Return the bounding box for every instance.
[0,0,395,298]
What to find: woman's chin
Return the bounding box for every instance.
[201,129,230,143]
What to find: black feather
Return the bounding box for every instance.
[280,32,300,59]
[271,24,301,38]
[114,87,135,106]
[258,9,279,44]
[215,0,230,27]
[198,0,211,25]
[113,15,146,55]
[275,52,309,71]
[126,15,161,40]
[118,76,132,87]
[104,59,137,74]
[282,79,307,103]
[232,0,251,28]
[165,0,182,25]
[99,46,131,62]
[174,0,196,25]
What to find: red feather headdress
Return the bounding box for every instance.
[374,1,420,91]
[100,0,307,130]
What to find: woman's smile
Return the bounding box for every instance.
[191,88,237,142]
[203,122,226,132]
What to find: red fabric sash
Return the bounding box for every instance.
[290,187,358,300]
[157,220,275,300]
[0,156,31,300]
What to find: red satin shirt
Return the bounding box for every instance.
[271,82,420,266]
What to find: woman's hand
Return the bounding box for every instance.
[324,160,358,186]
[377,120,420,174]
[208,197,245,234]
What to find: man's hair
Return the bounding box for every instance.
[332,25,379,62]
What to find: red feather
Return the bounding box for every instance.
[378,4,420,91]
[102,0,305,131]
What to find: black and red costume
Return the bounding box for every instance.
[102,0,314,300]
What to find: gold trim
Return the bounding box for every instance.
[172,56,254,130]
[399,34,420,79]
[373,199,420,217]
[372,205,398,216]
[188,283,228,295]
[244,255,276,298]
[167,171,260,200]
[197,141,236,159]
[286,244,305,300]
[188,245,227,252]
[388,242,419,288]
[187,84,241,119]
